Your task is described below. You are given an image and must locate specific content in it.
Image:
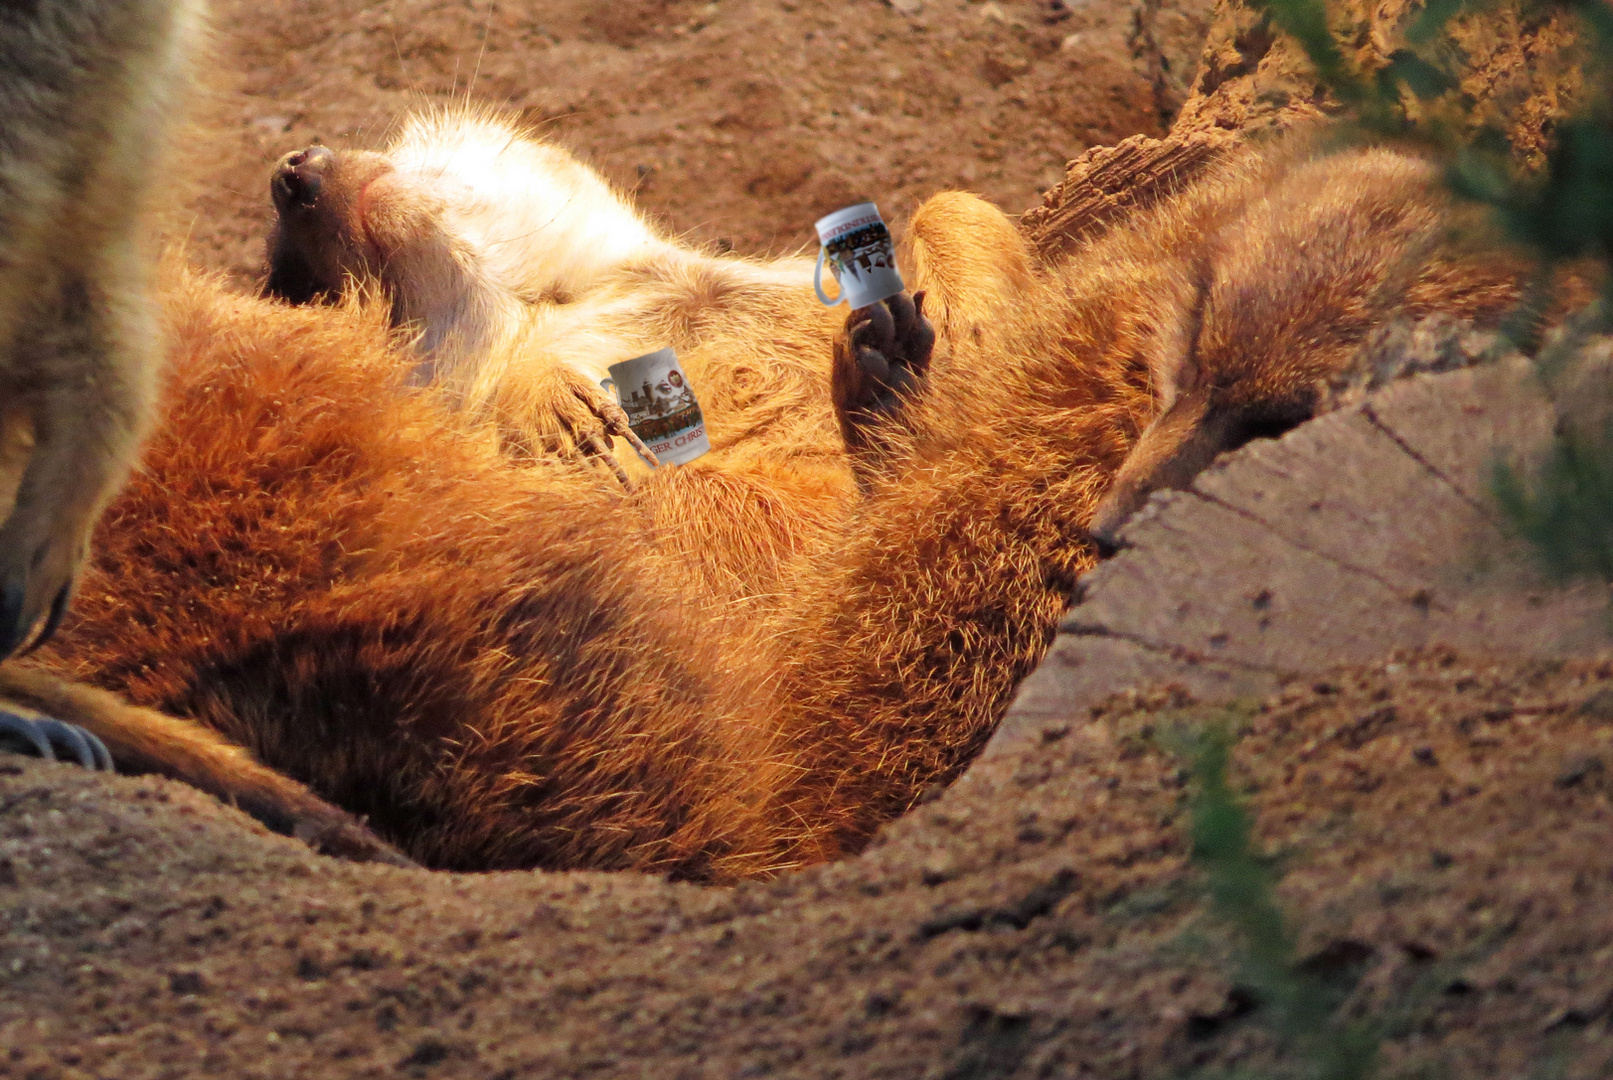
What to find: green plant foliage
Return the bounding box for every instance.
[1184,724,1382,1080]
[1249,0,1613,583]
[1250,0,1613,270]
[1493,422,1613,581]
[1156,7,1613,1076]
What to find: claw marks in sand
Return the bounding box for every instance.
[0,0,203,659]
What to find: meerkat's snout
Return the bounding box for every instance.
[272,145,335,210]
[265,144,388,306]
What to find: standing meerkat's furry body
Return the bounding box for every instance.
[12,128,1554,876]
[0,0,203,659]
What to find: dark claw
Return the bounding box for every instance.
[0,575,25,659]
[20,578,71,656]
[0,709,53,760]
[906,291,935,376]
[40,718,96,769]
[887,290,917,338]
[81,723,113,771]
[851,300,895,356]
[0,710,114,771]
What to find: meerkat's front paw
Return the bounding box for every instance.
[832,291,936,482]
[0,708,114,770]
[516,366,660,488]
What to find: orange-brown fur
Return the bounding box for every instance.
[1084,141,1532,542]
[0,662,412,864]
[30,275,815,878]
[19,133,1549,878]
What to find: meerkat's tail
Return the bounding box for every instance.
[0,662,417,867]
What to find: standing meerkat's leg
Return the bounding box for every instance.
[0,0,203,658]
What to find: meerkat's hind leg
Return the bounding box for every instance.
[0,707,114,771]
[1086,390,1315,554]
[832,292,936,489]
[1087,389,1229,553]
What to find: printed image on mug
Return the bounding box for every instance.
[600,347,711,466]
[814,202,904,309]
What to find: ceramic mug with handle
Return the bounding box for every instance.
[813,202,903,309]
[599,347,710,466]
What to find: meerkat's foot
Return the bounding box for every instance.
[522,366,660,488]
[0,708,114,770]
[0,666,417,868]
[832,291,935,484]
[0,707,412,867]
[0,407,116,660]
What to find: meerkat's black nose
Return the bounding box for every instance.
[272,146,335,209]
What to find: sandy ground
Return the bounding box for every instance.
[3,648,1612,1078]
[180,0,1215,285]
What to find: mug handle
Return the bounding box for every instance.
[815,247,844,307]
[599,377,616,400]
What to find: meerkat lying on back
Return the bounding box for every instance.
[264,108,901,608]
[266,109,848,477]
[12,124,1563,876]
